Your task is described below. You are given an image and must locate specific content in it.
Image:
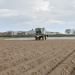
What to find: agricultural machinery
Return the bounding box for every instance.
[35,27,48,40]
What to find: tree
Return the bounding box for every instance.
[65,29,71,34]
[72,29,75,34]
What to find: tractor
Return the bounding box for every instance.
[35,27,48,40]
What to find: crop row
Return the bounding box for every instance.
[0,47,65,75]
[1,46,74,75]
[23,48,75,75]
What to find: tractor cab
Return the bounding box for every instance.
[35,28,42,35]
[35,27,48,40]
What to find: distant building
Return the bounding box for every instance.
[2,31,28,35]
[7,31,17,35]
[2,29,61,36]
[0,32,2,35]
[53,32,61,34]
[7,31,13,35]
[22,32,28,35]
[17,31,28,35]
[13,32,18,35]
[17,31,23,35]
[46,31,53,35]
[2,32,8,35]
[28,29,35,35]
[46,31,61,35]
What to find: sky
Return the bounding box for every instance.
[0,0,75,33]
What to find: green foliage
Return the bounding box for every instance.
[48,34,75,37]
[0,35,35,38]
[0,34,75,38]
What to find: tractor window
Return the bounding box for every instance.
[36,29,41,35]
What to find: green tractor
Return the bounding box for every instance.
[35,27,48,40]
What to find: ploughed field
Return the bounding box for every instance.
[0,38,75,75]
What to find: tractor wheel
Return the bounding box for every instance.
[35,37,37,40]
[43,36,45,40]
[45,36,47,40]
[39,37,41,40]
[37,37,39,40]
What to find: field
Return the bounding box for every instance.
[0,38,75,75]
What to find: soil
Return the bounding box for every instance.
[0,38,75,75]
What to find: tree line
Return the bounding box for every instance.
[65,29,75,34]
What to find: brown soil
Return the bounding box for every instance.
[0,38,75,75]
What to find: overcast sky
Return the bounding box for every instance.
[0,0,75,33]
